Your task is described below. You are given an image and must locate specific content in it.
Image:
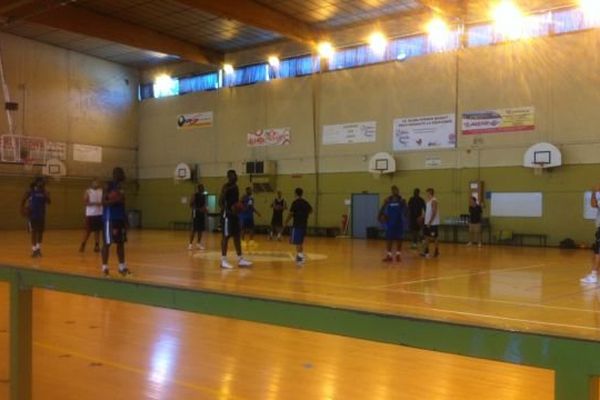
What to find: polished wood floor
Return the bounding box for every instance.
[0,229,598,399]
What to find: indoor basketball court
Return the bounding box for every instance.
[1,1,600,399]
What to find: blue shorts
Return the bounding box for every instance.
[290,227,306,245]
[103,219,127,245]
[241,216,255,230]
[385,224,403,240]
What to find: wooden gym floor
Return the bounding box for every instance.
[0,229,599,399]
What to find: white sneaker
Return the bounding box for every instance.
[187,244,193,250]
[221,259,234,269]
[581,272,598,284]
[196,243,205,250]
[238,258,253,267]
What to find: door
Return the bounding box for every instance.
[351,193,380,238]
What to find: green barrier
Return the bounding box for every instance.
[1,265,599,400]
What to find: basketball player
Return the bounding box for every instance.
[219,170,252,269]
[421,188,440,258]
[285,187,312,265]
[269,190,287,240]
[80,179,103,252]
[581,185,600,284]
[467,196,483,247]
[101,167,132,277]
[240,186,261,248]
[408,188,426,248]
[189,183,207,250]
[379,185,407,262]
[21,177,50,257]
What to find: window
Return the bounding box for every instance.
[179,72,219,94]
[552,8,590,33]
[223,63,268,87]
[153,76,179,98]
[329,44,388,70]
[139,83,154,100]
[270,55,320,79]
[388,35,427,59]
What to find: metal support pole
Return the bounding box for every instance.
[9,271,32,400]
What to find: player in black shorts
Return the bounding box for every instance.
[101,167,131,277]
[219,170,252,269]
[189,183,207,250]
[285,188,312,265]
[269,190,287,241]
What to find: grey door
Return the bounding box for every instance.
[351,193,380,238]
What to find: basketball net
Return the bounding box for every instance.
[23,158,34,172]
[533,163,546,176]
[370,171,383,180]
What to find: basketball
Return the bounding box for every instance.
[232,201,245,214]
[107,190,123,203]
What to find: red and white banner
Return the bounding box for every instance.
[247,127,291,147]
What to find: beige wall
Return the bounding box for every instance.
[137,29,600,245]
[0,32,139,228]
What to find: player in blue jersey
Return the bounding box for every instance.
[101,167,132,277]
[21,177,51,257]
[240,186,261,248]
[379,185,407,262]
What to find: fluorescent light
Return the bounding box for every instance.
[223,64,234,74]
[491,1,526,40]
[426,17,450,48]
[268,56,280,67]
[317,41,335,59]
[368,32,387,55]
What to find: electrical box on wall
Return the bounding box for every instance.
[241,160,276,176]
[469,181,484,204]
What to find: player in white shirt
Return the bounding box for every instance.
[581,186,600,284]
[421,188,440,258]
[80,179,103,253]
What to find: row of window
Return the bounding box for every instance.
[141,6,598,100]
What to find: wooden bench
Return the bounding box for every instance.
[512,233,548,247]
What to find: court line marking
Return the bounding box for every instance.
[397,287,600,314]
[375,263,548,287]
[28,257,600,318]
[33,341,246,400]
[15,248,600,334]
[96,260,600,317]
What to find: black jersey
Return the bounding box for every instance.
[192,192,206,210]
[221,183,239,216]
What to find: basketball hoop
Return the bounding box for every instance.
[371,170,383,180]
[22,157,34,172]
[533,162,546,176]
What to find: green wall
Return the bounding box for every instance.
[137,163,598,246]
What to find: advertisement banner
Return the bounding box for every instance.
[73,144,102,163]
[462,107,534,135]
[47,141,67,161]
[177,111,213,129]
[322,121,376,145]
[393,114,455,151]
[247,127,291,147]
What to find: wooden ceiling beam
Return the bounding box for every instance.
[2,4,224,65]
[176,0,323,45]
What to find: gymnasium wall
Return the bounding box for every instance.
[137,29,600,245]
[0,32,139,229]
